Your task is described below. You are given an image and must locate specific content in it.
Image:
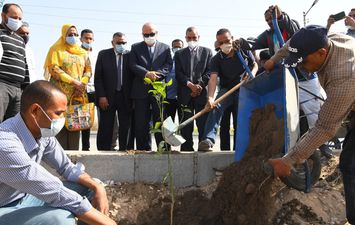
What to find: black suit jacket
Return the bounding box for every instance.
[129,41,173,99]
[94,48,133,108]
[175,46,212,105]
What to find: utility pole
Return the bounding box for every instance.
[303,0,320,27]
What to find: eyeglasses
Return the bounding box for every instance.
[143,33,156,38]
[67,33,79,37]
[115,42,127,45]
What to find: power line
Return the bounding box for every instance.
[21,3,261,21]
[25,11,265,29]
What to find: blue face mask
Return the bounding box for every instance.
[66,36,79,45]
[115,44,126,54]
[82,42,92,49]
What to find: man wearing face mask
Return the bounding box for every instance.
[0,81,116,225]
[79,29,97,151]
[175,27,213,151]
[129,22,173,150]
[198,28,258,151]
[165,39,184,122]
[16,22,37,83]
[0,3,29,123]
[95,32,133,151]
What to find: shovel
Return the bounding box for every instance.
[162,79,246,146]
[162,50,255,146]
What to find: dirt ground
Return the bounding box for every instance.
[106,104,346,225]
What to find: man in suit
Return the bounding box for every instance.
[165,39,184,122]
[95,32,133,150]
[130,22,173,150]
[175,27,212,151]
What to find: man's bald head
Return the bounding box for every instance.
[142,22,157,34]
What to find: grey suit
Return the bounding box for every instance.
[129,41,173,150]
[175,46,212,150]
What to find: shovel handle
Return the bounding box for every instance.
[178,80,246,130]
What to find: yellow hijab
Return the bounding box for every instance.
[43,24,87,80]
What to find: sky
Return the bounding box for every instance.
[6,0,353,80]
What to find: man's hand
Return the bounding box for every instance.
[268,158,291,177]
[327,16,336,30]
[205,96,216,111]
[188,82,202,97]
[77,208,117,225]
[99,97,109,110]
[92,184,109,215]
[145,71,160,81]
[263,59,275,72]
[267,5,282,19]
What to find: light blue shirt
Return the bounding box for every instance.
[0,113,92,215]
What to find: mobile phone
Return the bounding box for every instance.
[331,11,346,21]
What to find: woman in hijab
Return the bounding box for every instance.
[44,24,92,150]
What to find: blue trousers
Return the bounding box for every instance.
[202,88,239,144]
[340,127,355,224]
[0,182,91,225]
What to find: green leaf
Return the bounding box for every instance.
[166,79,173,86]
[144,77,152,84]
[183,108,192,113]
[154,122,162,130]
[148,90,158,95]
[157,140,166,154]
[162,101,170,104]
[150,128,162,134]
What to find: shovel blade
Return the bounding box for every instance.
[162,116,186,146]
[165,133,186,146]
[162,116,178,137]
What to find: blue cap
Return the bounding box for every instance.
[284,25,328,68]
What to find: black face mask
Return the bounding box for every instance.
[21,35,29,44]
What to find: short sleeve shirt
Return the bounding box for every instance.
[210,50,255,89]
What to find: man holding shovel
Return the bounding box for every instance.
[266,25,355,224]
[198,28,258,151]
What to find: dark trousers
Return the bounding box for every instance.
[340,127,355,224]
[179,98,207,151]
[134,95,163,150]
[127,113,135,149]
[81,129,90,150]
[0,83,21,123]
[97,91,131,150]
[166,98,179,121]
[220,103,237,150]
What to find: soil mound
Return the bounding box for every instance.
[106,104,346,225]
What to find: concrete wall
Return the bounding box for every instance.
[65,152,235,187]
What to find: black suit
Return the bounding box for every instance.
[94,48,133,150]
[175,46,212,150]
[130,41,173,150]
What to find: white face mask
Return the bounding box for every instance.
[144,37,156,46]
[172,47,181,54]
[220,43,233,55]
[6,17,22,31]
[35,106,65,138]
[187,41,198,49]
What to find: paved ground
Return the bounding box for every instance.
[79,131,234,152]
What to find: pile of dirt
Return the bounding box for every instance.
[106,104,346,225]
